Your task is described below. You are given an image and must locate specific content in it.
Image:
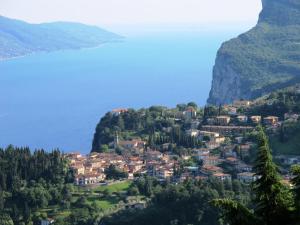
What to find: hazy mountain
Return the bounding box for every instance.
[0,16,123,60]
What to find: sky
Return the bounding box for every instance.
[0,0,262,33]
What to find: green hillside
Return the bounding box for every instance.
[208,0,300,105]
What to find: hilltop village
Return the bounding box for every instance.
[68,90,300,187]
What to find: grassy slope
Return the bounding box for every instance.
[38,181,132,219]
[93,181,132,194]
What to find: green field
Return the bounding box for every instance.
[93,181,132,194]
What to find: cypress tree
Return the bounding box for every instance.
[23,201,31,223]
[291,165,300,213]
[0,188,4,211]
[117,115,125,130]
[213,126,295,225]
[253,126,293,225]
[212,199,256,225]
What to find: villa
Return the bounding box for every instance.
[263,116,279,126]
[237,115,248,123]
[183,107,197,120]
[250,116,262,124]
[215,116,231,126]
[237,172,258,183]
[75,172,106,186]
[212,173,232,181]
[111,108,128,116]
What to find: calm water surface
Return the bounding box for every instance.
[0,31,239,153]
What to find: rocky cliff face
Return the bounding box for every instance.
[207,0,300,105]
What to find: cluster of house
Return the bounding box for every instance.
[206,114,280,127]
[184,113,281,151]
[179,101,300,183]
[192,143,258,183]
[224,100,299,125]
[67,147,259,186]
[185,100,300,151]
[68,104,299,186]
[67,152,118,185]
[67,137,259,185]
[67,149,182,185]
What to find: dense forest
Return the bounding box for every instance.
[0,145,249,225]
[0,146,74,225]
[2,127,300,225]
[103,177,251,225]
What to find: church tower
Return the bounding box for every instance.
[114,132,119,149]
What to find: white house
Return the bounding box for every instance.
[212,173,232,181]
[237,115,248,123]
[41,219,54,225]
[237,172,258,183]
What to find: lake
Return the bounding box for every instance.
[0,30,242,153]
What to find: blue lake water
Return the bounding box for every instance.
[0,31,241,153]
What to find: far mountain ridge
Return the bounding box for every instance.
[0,15,123,60]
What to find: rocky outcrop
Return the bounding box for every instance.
[208,54,244,105]
[207,0,300,105]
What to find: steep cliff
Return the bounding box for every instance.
[208,0,300,105]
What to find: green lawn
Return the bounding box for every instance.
[70,181,132,210]
[37,206,71,219]
[55,210,71,217]
[93,181,132,194]
[95,200,113,209]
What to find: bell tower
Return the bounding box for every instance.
[114,132,119,149]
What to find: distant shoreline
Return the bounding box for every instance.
[0,40,124,62]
